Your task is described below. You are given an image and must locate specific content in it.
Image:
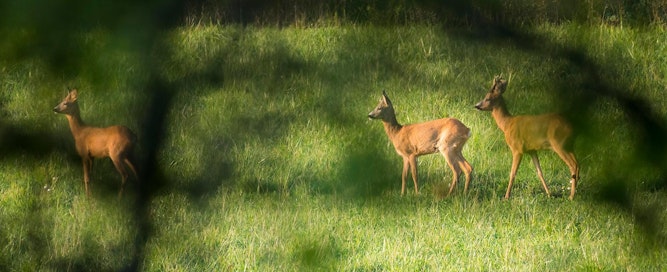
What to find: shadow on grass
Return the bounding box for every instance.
[337,148,395,199]
[1,0,666,270]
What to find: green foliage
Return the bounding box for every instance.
[1,23,666,270]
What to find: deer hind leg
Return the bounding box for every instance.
[408,155,419,194]
[82,157,93,196]
[529,152,551,197]
[456,149,473,194]
[123,156,139,181]
[553,147,579,200]
[442,149,462,196]
[569,153,579,200]
[110,154,129,198]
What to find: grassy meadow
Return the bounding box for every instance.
[1,22,667,271]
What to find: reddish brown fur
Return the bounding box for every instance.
[475,76,579,200]
[53,89,138,197]
[369,91,473,196]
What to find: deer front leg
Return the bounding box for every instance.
[529,152,551,197]
[401,157,410,195]
[506,152,523,199]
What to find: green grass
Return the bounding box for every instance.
[1,23,666,270]
[141,193,659,271]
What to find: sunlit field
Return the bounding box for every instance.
[1,21,666,270]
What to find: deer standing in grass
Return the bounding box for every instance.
[368,91,473,196]
[474,76,579,200]
[53,89,138,198]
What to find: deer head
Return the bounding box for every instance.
[368,90,396,121]
[474,76,507,111]
[53,89,80,115]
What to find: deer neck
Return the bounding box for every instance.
[381,114,403,140]
[491,98,513,132]
[65,109,87,140]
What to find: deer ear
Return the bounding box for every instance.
[497,80,507,94]
[491,76,506,94]
[500,79,507,92]
[69,89,78,101]
[381,90,391,105]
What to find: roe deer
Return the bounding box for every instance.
[53,89,138,197]
[368,91,473,196]
[474,76,579,200]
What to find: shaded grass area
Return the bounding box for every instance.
[1,24,666,270]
